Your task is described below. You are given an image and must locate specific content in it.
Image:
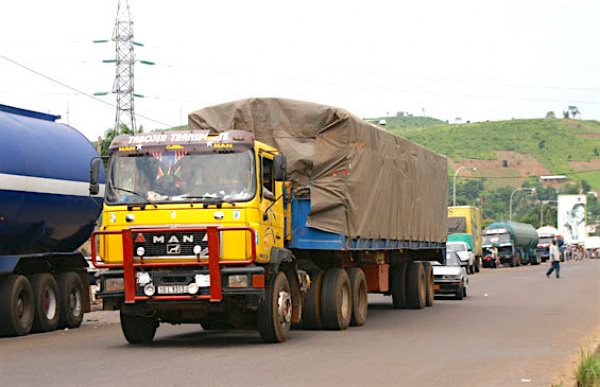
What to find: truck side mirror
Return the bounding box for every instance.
[273,154,287,181]
[89,157,102,195]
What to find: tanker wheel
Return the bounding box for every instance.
[0,275,35,336]
[423,262,435,307]
[320,268,351,330]
[347,268,368,327]
[390,263,407,309]
[30,273,60,333]
[301,270,324,329]
[120,304,158,344]
[406,263,426,309]
[57,272,85,329]
[258,271,292,343]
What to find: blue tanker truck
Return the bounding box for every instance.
[0,105,104,336]
[482,221,539,267]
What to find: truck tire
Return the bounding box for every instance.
[406,263,426,309]
[423,262,434,307]
[0,275,35,336]
[320,268,351,330]
[390,263,407,309]
[347,268,368,327]
[258,271,292,343]
[30,273,60,333]
[120,305,158,344]
[302,270,324,329]
[57,272,85,329]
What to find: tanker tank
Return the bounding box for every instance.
[0,104,104,336]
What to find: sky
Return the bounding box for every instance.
[1,0,599,141]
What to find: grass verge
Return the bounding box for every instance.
[574,347,600,386]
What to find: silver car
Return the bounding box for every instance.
[433,251,468,300]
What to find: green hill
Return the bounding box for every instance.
[378,117,600,190]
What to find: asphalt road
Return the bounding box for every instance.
[1,260,599,387]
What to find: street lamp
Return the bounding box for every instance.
[453,166,477,206]
[540,200,557,227]
[509,187,536,222]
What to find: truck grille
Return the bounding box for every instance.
[132,230,208,257]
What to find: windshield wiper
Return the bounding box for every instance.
[113,187,158,209]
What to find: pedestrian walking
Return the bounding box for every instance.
[546,239,561,279]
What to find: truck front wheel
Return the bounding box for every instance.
[120,305,158,344]
[0,275,35,336]
[258,271,292,343]
[321,268,351,330]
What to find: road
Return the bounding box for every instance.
[1,259,599,387]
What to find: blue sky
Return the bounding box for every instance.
[2,0,599,140]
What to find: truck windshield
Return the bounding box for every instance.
[447,243,467,252]
[448,217,467,234]
[482,232,511,244]
[105,150,256,205]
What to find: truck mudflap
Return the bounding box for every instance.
[90,226,258,304]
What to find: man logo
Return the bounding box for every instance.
[167,244,181,255]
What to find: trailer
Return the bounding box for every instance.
[482,221,539,266]
[90,98,447,343]
[0,105,104,336]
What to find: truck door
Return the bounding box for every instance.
[259,153,284,260]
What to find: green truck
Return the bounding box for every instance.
[482,221,539,266]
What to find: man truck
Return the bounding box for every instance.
[482,221,539,267]
[90,98,447,344]
[0,105,104,336]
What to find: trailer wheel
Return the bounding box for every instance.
[120,305,158,344]
[302,270,324,329]
[258,271,292,343]
[347,268,368,326]
[30,274,60,333]
[406,263,426,309]
[57,272,85,329]
[0,275,35,336]
[423,262,434,307]
[321,268,351,330]
[390,263,407,309]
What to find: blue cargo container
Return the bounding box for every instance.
[0,105,104,336]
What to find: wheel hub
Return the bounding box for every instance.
[277,290,292,324]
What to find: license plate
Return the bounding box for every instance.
[157,285,188,294]
[195,274,210,287]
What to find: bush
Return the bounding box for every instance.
[574,348,600,386]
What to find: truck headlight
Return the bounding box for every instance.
[188,283,199,295]
[136,246,145,257]
[143,283,156,297]
[228,274,248,288]
[105,278,124,292]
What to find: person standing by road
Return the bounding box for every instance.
[546,239,561,279]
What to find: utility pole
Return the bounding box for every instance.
[94,0,154,135]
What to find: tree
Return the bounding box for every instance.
[568,106,580,119]
[545,111,556,119]
[100,124,142,157]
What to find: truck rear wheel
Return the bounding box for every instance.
[423,262,434,307]
[347,268,368,327]
[0,275,35,336]
[390,263,407,309]
[57,272,85,329]
[120,305,158,344]
[30,274,60,333]
[406,263,426,309]
[321,268,351,330]
[258,271,292,343]
[302,270,324,329]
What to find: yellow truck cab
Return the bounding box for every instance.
[447,206,483,272]
[91,129,299,343]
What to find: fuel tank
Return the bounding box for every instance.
[0,105,104,255]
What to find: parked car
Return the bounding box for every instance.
[447,241,476,274]
[433,251,468,300]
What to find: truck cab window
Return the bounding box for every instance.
[261,156,275,201]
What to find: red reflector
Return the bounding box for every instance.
[135,233,146,243]
[252,274,265,289]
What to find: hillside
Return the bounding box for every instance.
[381,118,600,190]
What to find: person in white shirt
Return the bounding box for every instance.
[546,239,561,279]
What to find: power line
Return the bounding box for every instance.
[0,53,173,128]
